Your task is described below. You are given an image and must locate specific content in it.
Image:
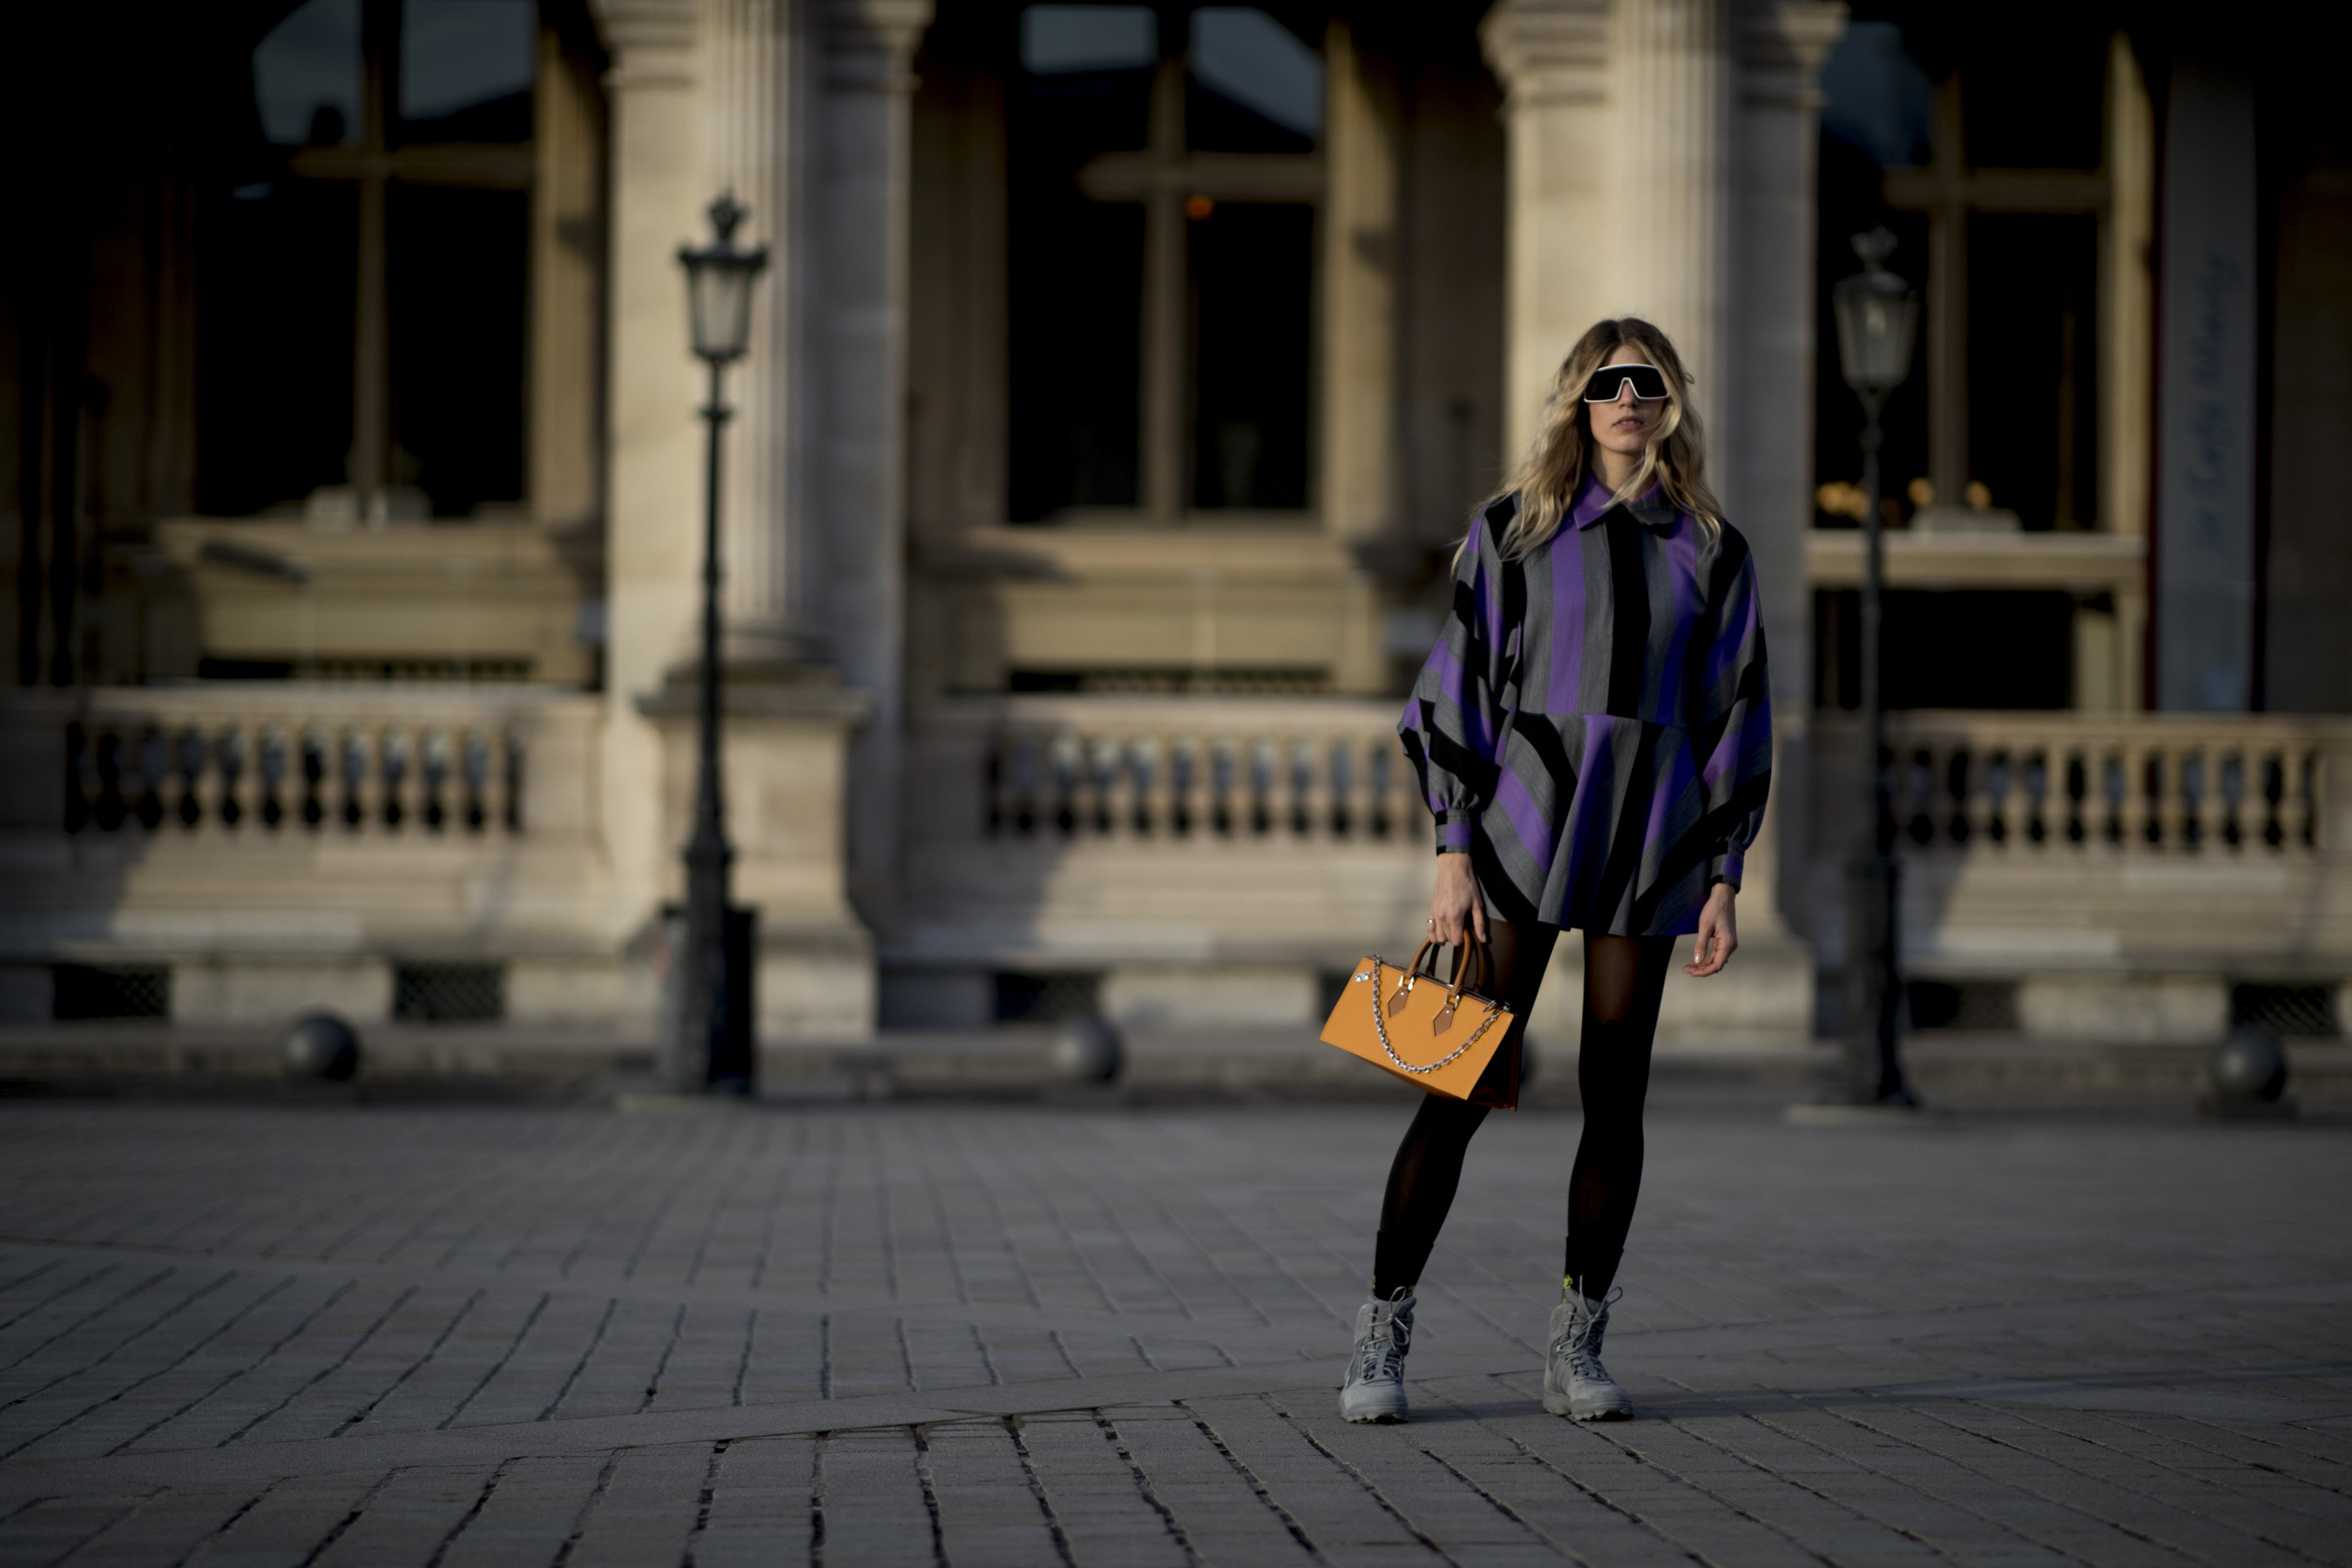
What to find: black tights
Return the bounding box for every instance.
[1370,929,1676,1301]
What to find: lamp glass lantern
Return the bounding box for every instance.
[678,193,768,365]
[1831,228,1919,396]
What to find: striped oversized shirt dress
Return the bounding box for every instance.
[1400,475,1773,938]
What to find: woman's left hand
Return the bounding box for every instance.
[1684,882,1738,977]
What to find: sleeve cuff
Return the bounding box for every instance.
[1434,810,1477,855]
[1707,849,1744,890]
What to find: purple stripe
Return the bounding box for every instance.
[1718,851,1745,883]
[1437,819,1473,850]
[1492,763,1557,875]
[1568,473,1613,530]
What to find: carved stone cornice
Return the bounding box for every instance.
[587,0,698,89]
[822,0,933,92]
[1479,0,1612,109]
[1738,0,1847,109]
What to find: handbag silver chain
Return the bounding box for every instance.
[1364,957,1506,1077]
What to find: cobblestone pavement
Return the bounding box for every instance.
[0,1091,2348,1566]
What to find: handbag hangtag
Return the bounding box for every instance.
[1386,975,1415,1017]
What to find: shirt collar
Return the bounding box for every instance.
[1571,472,1682,532]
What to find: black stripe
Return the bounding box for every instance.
[1587,723,1662,929]
[1416,707,1500,800]
[1509,709,1578,802]
[1499,555,1527,689]
[1630,769,1773,931]
[1603,512,1650,718]
[1471,831,1541,927]
[1450,578,1496,665]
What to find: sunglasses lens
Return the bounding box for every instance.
[1583,366,1667,402]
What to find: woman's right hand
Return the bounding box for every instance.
[1428,851,1489,949]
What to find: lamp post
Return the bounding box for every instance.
[675,193,767,1093]
[1830,227,1920,1107]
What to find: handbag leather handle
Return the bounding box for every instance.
[1405,936,1490,997]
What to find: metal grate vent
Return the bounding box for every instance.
[394,963,506,1024]
[1906,979,2020,1032]
[51,965,171,1020]
[2231,983,2338,1037]
[993,971,1101,1024]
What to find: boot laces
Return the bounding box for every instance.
[1555,1288,1621,1378]
[1358,1301,1411,1383]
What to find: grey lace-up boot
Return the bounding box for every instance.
[1338,1288,1415,1423]
[1541,1288,1632,1420]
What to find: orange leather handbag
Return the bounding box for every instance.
[1321,939,1516,1100]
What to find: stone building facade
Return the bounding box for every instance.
[4,1,2348,1050]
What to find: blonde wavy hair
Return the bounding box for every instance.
[1481,317,1724,563]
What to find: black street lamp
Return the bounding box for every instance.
[675,193,767,1093]
[1830,227,1920,1107]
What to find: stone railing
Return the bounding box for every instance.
[2,685,595,842]
[911,695,1425,848]
[1828,713,2340,858]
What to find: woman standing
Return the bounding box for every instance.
[1339,318,1771,1424]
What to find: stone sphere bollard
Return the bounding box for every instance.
[2209,1025,2288,1103]
[1050,1017,1124,1084]
[282,1011,362,1083]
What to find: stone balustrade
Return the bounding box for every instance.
[1,685,592,844]
[953,695,1425,848]
[1845,713,2335,859]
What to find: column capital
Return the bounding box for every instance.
[1738,0,1847,108]
[823,0,933,92]
[588,0,698,90]
[1479,0,1612,109]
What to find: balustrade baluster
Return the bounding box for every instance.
[1051,733,1083,836]
[1943,745,1972,847]
[175,727,209,830]
[1209,739,1237,836]
[1085,735,1119,837]
[2011,749,2038,846]
[460,729,490,832]
[132,727,166,831]
[2192,748,2227,851]
[2260,750,2286,848]
[1981,748,2010,848]
[2104,748,2132,848]
[2204,748,2233,849]
[2217,750,2246,849]
[2294,750,2320,849]
[258,727,290,830]
[1325,738,1355,839]
[1286,738,1317,839]
[382,728,412,830]
[1173,737,1204,837]
[419,728,450,832]
[299,727,328,830]
[341,728,375,832]
[501,728,525,833]
[216,727,249,829]
[1130,738,1164,835]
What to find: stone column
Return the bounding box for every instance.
[591,0,706,918]
[1608,0,1733,448]
[703,0,831,666]
[814,0,931,921]
[1733,0,1843,944]
[1480,0,1612,463]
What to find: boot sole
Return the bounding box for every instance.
[1544,1388,1632,1421]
